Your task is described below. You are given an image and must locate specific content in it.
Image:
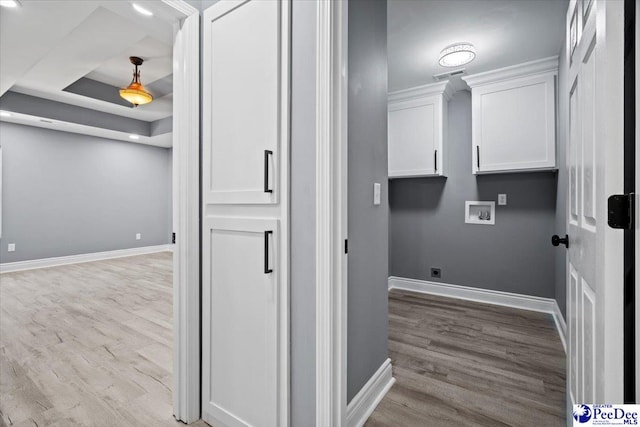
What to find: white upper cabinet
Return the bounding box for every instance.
[463,57,558,175]
[388,81,452,178]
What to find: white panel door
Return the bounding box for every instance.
[203,0,283,205]
[565,0,624,406]
[202,217,280,427]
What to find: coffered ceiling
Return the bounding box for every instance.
[0,0,176,123]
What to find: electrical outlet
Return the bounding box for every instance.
[7,243,15,252]
[136,233,141,240]
[430,268,441,278]
[498,194,507,205]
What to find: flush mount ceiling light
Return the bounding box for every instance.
[119,56,153,107]
[438,43,476,67]
[0,0,21,8]
[132,3,153,16]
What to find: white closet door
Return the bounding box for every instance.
[203,0,282,205]
[202,217,280,427]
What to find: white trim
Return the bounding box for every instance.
[462,56,559,88]
[346,358,395,427]
[389,276,567,354]
[552,300,567,354]
[165,1,200,424]
[316,0,348,426]
[388,80,453,103]
[0,245,172,273]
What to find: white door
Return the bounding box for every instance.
[202,218,280,426]
[566,0,625,406]
[202,0,290,426]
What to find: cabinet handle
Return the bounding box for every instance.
[264,150,273,193]
[476,146,480,170]
[434,149,438,173]
[264,230,273,274]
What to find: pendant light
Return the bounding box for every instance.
[119,56,153,107]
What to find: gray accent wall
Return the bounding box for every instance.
[390,90,558,299]
[0,122,172,263]
[290,0,317,424]
[555,41,569,318]
[347,0,389,403]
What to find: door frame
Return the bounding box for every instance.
[162,0,201,423]
[315,0,349,425]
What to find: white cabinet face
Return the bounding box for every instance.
[202,217,280,427]
[204,0,283,204]
[469,72,557,174]
[387,93,446,178]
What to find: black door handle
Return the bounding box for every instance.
[264,150,273,193]
[264,230,273,274]
[551,234,569,248]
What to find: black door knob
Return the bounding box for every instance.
[551,234,569,248]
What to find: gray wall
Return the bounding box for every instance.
[0,122,172,263]
[347,0,389,403]
[555,42,569,318]
[390,90,558,299]
[290,0,317,424]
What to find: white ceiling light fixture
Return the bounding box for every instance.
[0,111,12,117]
[438,43,477,67]
[132,3,153,17]
[0,0,20,8]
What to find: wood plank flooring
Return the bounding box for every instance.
[365,289,566,427]
[0,252,208,427]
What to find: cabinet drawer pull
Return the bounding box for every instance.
[476,146,480,169]
[264,150,273,193]
[434,149,438,173]
[264,230,273,274]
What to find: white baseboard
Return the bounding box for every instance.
[388,276,567,354]
[0,244,173,273]
[347,358,395,427]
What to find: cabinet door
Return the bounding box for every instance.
[202,217,280,427]
[388,96,443,178]
[472,74,556,174]
[203,0,284,204]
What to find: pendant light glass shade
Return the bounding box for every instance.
[119,57,153,107]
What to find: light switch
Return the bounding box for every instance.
[373,183,381,205]
[7,243,15,252]
[498,194,507,205]
[136,233,141,240]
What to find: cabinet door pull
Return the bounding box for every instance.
[264,230,273,274]
[434,149,438,173]
[264,150,273,193]
[476,146,480,170]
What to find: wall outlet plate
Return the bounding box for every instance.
[373,183,381,205]
[498,194,507,205]
[7,243,15,252]
[136,233,141,240]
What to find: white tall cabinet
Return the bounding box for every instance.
[463,57,558,174]
[202,1,289,427]
[387,81,452,178]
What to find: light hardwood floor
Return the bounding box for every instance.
[0,252,208,427]
[366,289,566,427]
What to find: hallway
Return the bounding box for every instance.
[366,290,566,426]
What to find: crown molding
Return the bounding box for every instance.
[462,56,559,88]
[388,80,453,103]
